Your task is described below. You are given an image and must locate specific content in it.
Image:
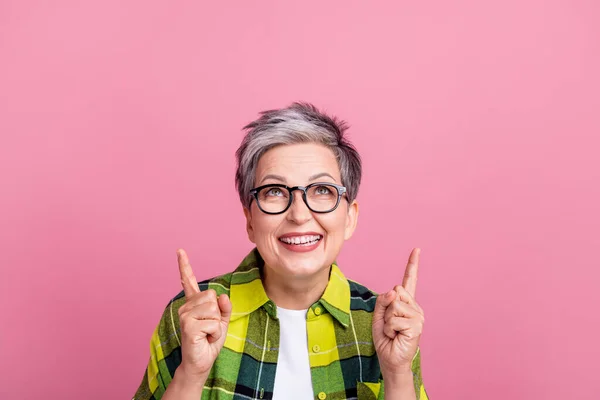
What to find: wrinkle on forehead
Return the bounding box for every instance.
[256,143,342,185]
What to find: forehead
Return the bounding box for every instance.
[255,143,341,183]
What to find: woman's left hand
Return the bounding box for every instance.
[372,248,425,379]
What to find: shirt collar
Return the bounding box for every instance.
[228,248,351,327]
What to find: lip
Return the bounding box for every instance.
[278,231,323,253]
[278,231,323,239]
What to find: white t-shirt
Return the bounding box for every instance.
[272,307,314,400]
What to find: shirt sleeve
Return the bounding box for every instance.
[133,299,181,400]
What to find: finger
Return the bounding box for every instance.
[393,285,424,315]
[178,249,200,299]
[393,285,416,306]
[182,319,222,344]
[384,298,420,322]
[383,316,422,340]
[218,293,232,324]
[372,290,396,323]
[180,298,222,321]
[413,301,424,315]
[179,289,218,314]
[402,248,420,298]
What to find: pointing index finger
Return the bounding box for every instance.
[402,247,420,298]
[177,249,200,299]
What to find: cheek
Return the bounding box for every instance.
[252,214,283,243]
[319,213,348,239]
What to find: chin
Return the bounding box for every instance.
[259,242,333,277]
[278,256,330,277]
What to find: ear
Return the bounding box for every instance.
[243,207,256,243]
[344,200,359,240]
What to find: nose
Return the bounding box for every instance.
[286,190,312,224]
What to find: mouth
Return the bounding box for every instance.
[278,233,323,247]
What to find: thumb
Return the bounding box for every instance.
[217,293,232,325]
[373,290,395,323]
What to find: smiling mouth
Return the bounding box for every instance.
[278,234,323,246]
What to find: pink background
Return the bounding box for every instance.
[1,1,599,399]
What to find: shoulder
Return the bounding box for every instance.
[347,278,379,313]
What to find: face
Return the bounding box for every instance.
[243,143,359,280]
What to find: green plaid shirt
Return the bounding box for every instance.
[134,248,428,400]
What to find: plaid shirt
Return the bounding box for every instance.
[134,248,428,400]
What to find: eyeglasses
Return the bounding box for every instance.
[249,182,347,215]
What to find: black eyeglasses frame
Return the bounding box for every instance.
[249,182,348,215]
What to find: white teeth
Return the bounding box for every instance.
[279,235,322,245]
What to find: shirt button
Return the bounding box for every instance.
[318,392,327,400]
[314,307,322,315]
[312,344,320,353]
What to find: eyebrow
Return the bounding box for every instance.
[259,172,337,185]
[259,174,286,184]
[308,172,337,182]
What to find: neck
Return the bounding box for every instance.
[262,265,330,310]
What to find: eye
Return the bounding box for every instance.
[314,185,332,195]
[266,187,284,197]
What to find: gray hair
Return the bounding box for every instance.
[235,102,362,209]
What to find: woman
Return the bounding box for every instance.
[134,103,428,400]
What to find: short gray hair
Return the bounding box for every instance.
[235,102,362,209]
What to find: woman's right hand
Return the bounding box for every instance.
[176,248,232,383]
